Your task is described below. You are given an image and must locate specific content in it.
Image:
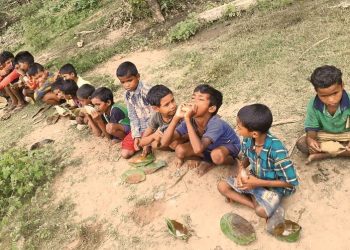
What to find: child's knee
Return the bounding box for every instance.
[255,206,268,218]
[296,135,309,154]
[175,144,186,159]
[121,149,134,159]
[217,180,230,194]
[106,124,113,134]
[211,150,226,165]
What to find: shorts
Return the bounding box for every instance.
[226,176,281,217]
[121,132,143,151]
[122,124,131,134]
[203,143,240,163]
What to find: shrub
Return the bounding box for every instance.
[168,16,201,42]
[256,0,294,11]
[0,147,69,220]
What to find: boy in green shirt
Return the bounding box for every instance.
[297,65,350,163]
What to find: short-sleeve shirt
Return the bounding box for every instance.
[242,133,299,196]
[103,105,126,124]
[305,90,350,133]
[148,112,175,132]
[76,76,90,88]
[176,115,241,151]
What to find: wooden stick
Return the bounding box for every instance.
[299,37,330,58]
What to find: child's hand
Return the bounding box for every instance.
[175,104,186,118]
[134,138,141,151]
[306,137,321,153]
[90,110,100,120]
[153,129,163,142]
[184,104,197,120]
[239,175,259,191]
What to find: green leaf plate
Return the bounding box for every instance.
[220,213,256,245]
[272,220,302,243]
[139,160,167,174]
[128,154,155,167]
[121,169,146,184]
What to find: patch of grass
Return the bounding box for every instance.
[0,146,72,220]
[223,4,241,20]
[256,0,294,11]
[46,36,148,73]
[77,223,104,249]
[168,16,202,42]
[86,74,120,92]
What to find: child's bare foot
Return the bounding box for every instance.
[175,158,184,168]
[187,159,200,169]
[196,161,214,177]
[306,153,332,164]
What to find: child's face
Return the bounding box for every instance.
[91,97,111,113]
[190,91,215,117]
[316,83,343,109]
[53,89,64,99]
[236,117,252,137]
[78,97,91,107]
[155,93,177,117]
[0,58,13,73]
[33,71,48,85]
[61,73,76,81]
[118,74,140,91]
[18,62,30,73]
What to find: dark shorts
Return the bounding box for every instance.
[203,143,240,163]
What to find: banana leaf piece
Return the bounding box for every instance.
[272,220,301,243]
[139,160,167,174]
[165,218,190,240]
[128,154,155,167]
[121,169,146,184]
[220,213,256,245]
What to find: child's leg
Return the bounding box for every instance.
[86,115,102,137]
[251,197,268,218]
[121,132,136,159]
[175,142,201,167]
[217,180,255,208]
[296,135,309,154]
[10,85,26,107]
[42,92,61,105]
[106,123,127,140]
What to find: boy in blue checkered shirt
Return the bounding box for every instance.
[218,104,298,220]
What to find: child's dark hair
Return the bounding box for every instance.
[0,51,14,65]
[310,65,342,89]
[27,63,45,77]
[60,79,78,96]
[14,51,34,65]
[77,84,95,99]
[91,87,114,104]
[59,63,77,77]
[237,104,273,133]
[193,84,222,115]
[146,85,173,106]
[116,61,138,77]
[51,78,64,91]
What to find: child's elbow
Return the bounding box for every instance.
[193,147,203,155]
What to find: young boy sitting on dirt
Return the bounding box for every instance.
[91,87,130,141]
[59,63,90,87]
[116,61,153,159]
[161,84,241,176]
[0,51,18,107]
[296,65,350,163]
[76,84,102,137]
[217,104,299,222]
[26,63,60,105]
[0,51,30,110]
[139,84,182,150]
[57,79,80,108]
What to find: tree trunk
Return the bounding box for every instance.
[145,0,165,23]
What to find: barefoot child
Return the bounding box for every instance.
[91,87,130,141]
[139,85,181,150]
[161,84,241,176]
[296,65,350,163]
[218,104,299,221]
[116,61,153,158]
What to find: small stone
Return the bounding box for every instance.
[77,41,84,48]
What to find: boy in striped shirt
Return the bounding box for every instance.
[218,104,298,221]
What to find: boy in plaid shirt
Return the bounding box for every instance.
[116,61,153,159]
[218,104,298,220]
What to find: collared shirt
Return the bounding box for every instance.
[305,90,350,133]
[242,133,299,196]
[76,76,90,88]
[124,81,153,138]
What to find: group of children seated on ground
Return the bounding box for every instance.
[1,49,350,228]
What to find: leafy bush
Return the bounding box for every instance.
[223,4,241,20]
[0,147,69,220]
[168,17,201,42]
